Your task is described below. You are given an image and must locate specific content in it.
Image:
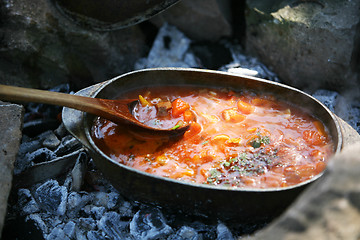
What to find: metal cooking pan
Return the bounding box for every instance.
[62,68,342,223]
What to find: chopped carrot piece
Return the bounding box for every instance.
[246,127,258,133]
[303,130,324,145]
[155,155,168,166]
[183,122,202,139]
[225,137,242,146]
[310,150,322,158]
[251,98,277,107]
[227,90,235,96]
[221,108,246,122]
[241,176,256,186]
[172,98,190,117]
[315,161,326,174]
[237,100,255,114]
[295,165,315,178]
[192,155,201,164]
[138,95,150,106]
[260,174,282,188]
[211,134,230,144]
[202,114,220,123]
[183,110,194,122]
[313,120,327,137]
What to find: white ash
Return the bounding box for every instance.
[221,42,281,82]
[135,23,200,69]
[16,172,240,239]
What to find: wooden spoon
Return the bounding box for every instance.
[0,84,190,137]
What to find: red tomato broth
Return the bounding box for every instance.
[91,86,334,189]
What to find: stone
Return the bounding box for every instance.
[245,0,360,96]
[0,102,24,235]
[248,142,360,239]
[337,117,360,146]
[150,0,232,41]
[0,0,147,89]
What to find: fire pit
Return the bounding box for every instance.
[2,23,360,240]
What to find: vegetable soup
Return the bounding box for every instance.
[91,86,334,189]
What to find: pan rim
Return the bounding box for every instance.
[83,67,343,193]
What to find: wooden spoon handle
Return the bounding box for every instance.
[0,84,190,136]
[0,84,105,115]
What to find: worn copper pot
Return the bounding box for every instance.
[63,68,342,223]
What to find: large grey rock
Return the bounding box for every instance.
[0,101,24,235]
[246,120,360,239]
[245,0,360,96]
[150,0,232,41]
[0,0,147,89]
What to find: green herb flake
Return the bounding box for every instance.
[201,140,209,145]
[230,165,241,171]
[207,169,222,184]
[250,133,270,148]
[223,161,231,167]
[261,136,270,145]
[171,124,180,130]
[238,153,247,160]
[250,139,261,148]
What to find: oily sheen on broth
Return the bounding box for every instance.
[91,86,334,189]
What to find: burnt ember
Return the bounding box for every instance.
[2,24,360,240]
